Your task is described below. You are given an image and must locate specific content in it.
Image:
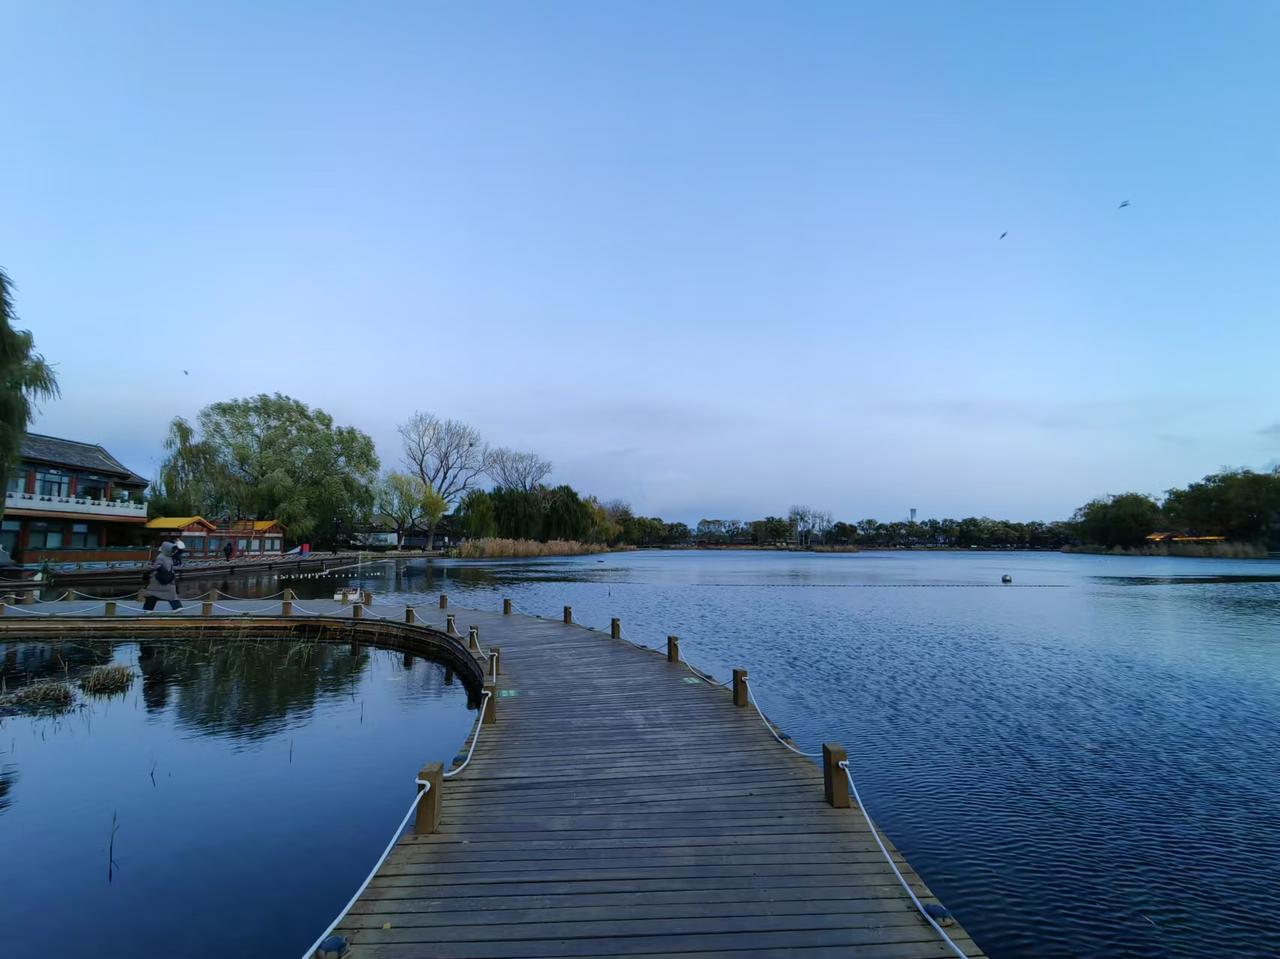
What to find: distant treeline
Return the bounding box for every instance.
[455,486,691,547]
[1072,468,1280,549]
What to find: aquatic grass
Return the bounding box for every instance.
[2,679,76,711]
[79,665,135,696]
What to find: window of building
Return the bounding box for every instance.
[6,473,24,494]
[266,538,280,551]
[0,520,18,555]
[70,523,93,549]
[78,475,108,500]
[208,537,221,554]
[237,538,248,552]
[28,521,64,549]
[35,470,69,497]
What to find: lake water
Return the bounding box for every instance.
[299,549,1280,959]
[0,637,475,958]
[10,549,1280,958]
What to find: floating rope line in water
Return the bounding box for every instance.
[299,777,433,959]
[444,689,493,780]
[743,677,822,757]
[838,759,968,958]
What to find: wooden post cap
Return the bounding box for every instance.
[483,684,497,724]
[611,618,621,639]
[823,743,851,808]
[446,613,456,634]
[405,605,416,624]
[503,598,512,615]
[201,600,213,616]
[732,668,749,707]
[667,635,680,663]
[362,589,373,605]
[352,603,363,619]
[489,647,501,677]
[563,605,572,624]
[105,601,117,617]
[439,594,448,609]
[283,588,295,600]
[281,600,293,617]
[414,763,443,835]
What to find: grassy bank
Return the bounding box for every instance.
[1063,542,1268,559]
[452,538,619,559]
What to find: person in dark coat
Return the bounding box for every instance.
[223,541,233,562]
[143,541,184,611]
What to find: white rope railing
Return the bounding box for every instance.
[298,776,433,959]
[743,677,821,757]
[838,760,968,958]
[444,690,493,779]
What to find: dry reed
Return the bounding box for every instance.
[80,664,135,696]
[2,679,75,710]
[453,538,613,559]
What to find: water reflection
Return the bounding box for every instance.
[0,637,474,958]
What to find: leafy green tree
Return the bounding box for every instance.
[1071,493,1163,548]
[456,489,497,540]
[421,485,448,546]
[491,486,545,539]
[0,268,60,521]
[157,394,379,544]
[1164,469,1280,543]
[376,471,435,547]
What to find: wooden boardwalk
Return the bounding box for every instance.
[0,594,986,959]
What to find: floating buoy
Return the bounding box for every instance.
[1001,574,1013,584]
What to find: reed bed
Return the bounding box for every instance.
[79,664,135,696]
[1,679,76,710]
[453,538,614,559]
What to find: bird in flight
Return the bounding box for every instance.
[183,370,189,375]
[999,231,1008,239]
[1118,200,1131,209]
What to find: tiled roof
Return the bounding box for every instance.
[20,433,149,486]
[146,517,215,530]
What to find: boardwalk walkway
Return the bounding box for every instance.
[0,594,986,959]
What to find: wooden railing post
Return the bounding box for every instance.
[136,588,145,602]
[281,599,293,617]
[611,618,621,639]
[201,598,213,616]
[667,635,680,663]
[283,588,295,601]
[362,589,373,606]
[503,598,512,615]
[489,647,501,678]
[338,589,350,605]
[468,626,480,653]
[823,743,850,808]
[104,601,117,617]
[439,593,448,609]
[414,763,443,835]
[352,603,363,619]
[563,605,572,624]
[446,613,456,635]
[483,683,497,724]
[405,605,416,624]
[732,668,748,707]
[21,590,34,605]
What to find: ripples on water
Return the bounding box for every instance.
[283,549,1280,959]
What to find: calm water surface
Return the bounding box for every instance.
[0,637,475,958]
[293,549,1280,959]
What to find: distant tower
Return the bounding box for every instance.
[909,508,917,522]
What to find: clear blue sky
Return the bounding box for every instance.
[3,1,1278,523]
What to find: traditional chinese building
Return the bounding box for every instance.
[2,433,150,565]
[145,517,287,557]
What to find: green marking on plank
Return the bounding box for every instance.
[499,688,520,698]
[682,676,701,685]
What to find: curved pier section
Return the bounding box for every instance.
[1,595,986,958]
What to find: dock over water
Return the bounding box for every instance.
[0,593,985,959]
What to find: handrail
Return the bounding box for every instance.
[839,760,968,957]
[298,777,433,959]
[444,689,493,779]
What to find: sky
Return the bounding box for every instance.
[3,1,1278,524]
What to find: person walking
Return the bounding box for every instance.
[222,541,233,562]
[143,540,185,612]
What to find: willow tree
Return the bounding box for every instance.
[157,394,379,544]
[0,268,60,522]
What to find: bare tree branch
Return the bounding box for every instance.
[487,447,552,492]
[398,411,490,509]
